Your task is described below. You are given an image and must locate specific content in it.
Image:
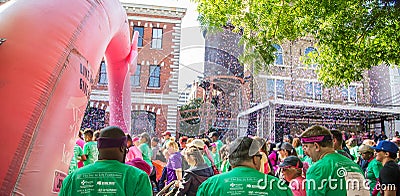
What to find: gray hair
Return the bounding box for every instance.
[228,137,262,167]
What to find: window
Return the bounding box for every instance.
[148,65,160,87]
[349,86,357,102]
[341,85,357,102]
[341,87,348,100]
[133,26,144,47]
[273,44,283,65]
[131,64,141,87]
[315,83,322,100]
[276,79,285,99]
[151,28,163,49]
[98,61,108,85]
[306,82,313,98]
[304,47,317,68]
[306,82,322,100]
[131,110,156,135]
[267,79,275,99]
[267,79,285,99]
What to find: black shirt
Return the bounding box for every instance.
[379,160,400,195]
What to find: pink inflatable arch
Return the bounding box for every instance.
[0,0,137,194]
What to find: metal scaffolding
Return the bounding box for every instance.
[238,100,400,142]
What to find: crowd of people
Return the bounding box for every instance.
[60,126,400,196]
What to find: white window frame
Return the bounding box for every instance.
[273,44,284,66]
[267,78,285,100]
[133,26,144,47]
[306,82,322,100]
[98,61,108,85]
[131,64,141,87]
[151,28,163,49]
[304,47,318,68]
[341,85,357,102]
[148,65,160,88]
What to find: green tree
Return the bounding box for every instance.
[193,0,400,86]
[179,98,203,125]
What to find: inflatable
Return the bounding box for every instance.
[0,0,137,194]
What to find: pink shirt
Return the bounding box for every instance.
[76,139,85,168]
[126,145,143,162]
[76,138,85,148]
[289,176,306,196]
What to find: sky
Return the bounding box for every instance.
[121,0,205,92]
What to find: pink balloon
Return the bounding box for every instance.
[0,0,136,194]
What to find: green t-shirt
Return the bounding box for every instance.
[197,166,293,196]
[138,143,153,168]
[365,158,382,196]
[59,160,152,196]
[69,144,84,174]
[306,152,369,196]
[296,146,305,161]
[349,146,359,162]
[211,151,221,169]
[83,141,98,166]
[203,154,212,167]
[215,140,223,153]
[220,159,231,173]
[304,155,313,167]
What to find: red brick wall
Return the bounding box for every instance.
[89,14,180,134]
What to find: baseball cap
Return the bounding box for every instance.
[187,139,205,149]
[278,156,303,168]
[273,142,281,151]
[371,140,399,154]
[162,131,171,136]
[126,158,151,176]
[208,131,218,138]
[358,144,373,154]
[179,136,188,143]
[274,142,294,151]
[132,137,139,143]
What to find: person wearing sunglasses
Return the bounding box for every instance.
[59,126,152,196]
[300,125,369,196]
[279,156,306,196]
[371,140,400,196]
[357,144,382,196]
[197,137,292,196]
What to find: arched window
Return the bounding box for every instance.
[98,61,108,85]
[273,44,283,65]
[304,47,318,68]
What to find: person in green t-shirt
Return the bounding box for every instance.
[293,138,305,161]
[366,157,383,196]
[300,125,369,196]
[357,143,382,195]
[82,128,99,166]
[139,132,153,169]
[68,144,86,174]
[331,130,354,160]
[197,137,293,196]
[59,126,152,196]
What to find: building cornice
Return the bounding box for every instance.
[122,3,186,19]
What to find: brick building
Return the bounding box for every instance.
[239,37,400,141]
[85,3,186,136]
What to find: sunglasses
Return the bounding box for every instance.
[253,154,263,159]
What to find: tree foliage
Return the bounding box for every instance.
[193,0,400,86]
[179,98,203,124]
